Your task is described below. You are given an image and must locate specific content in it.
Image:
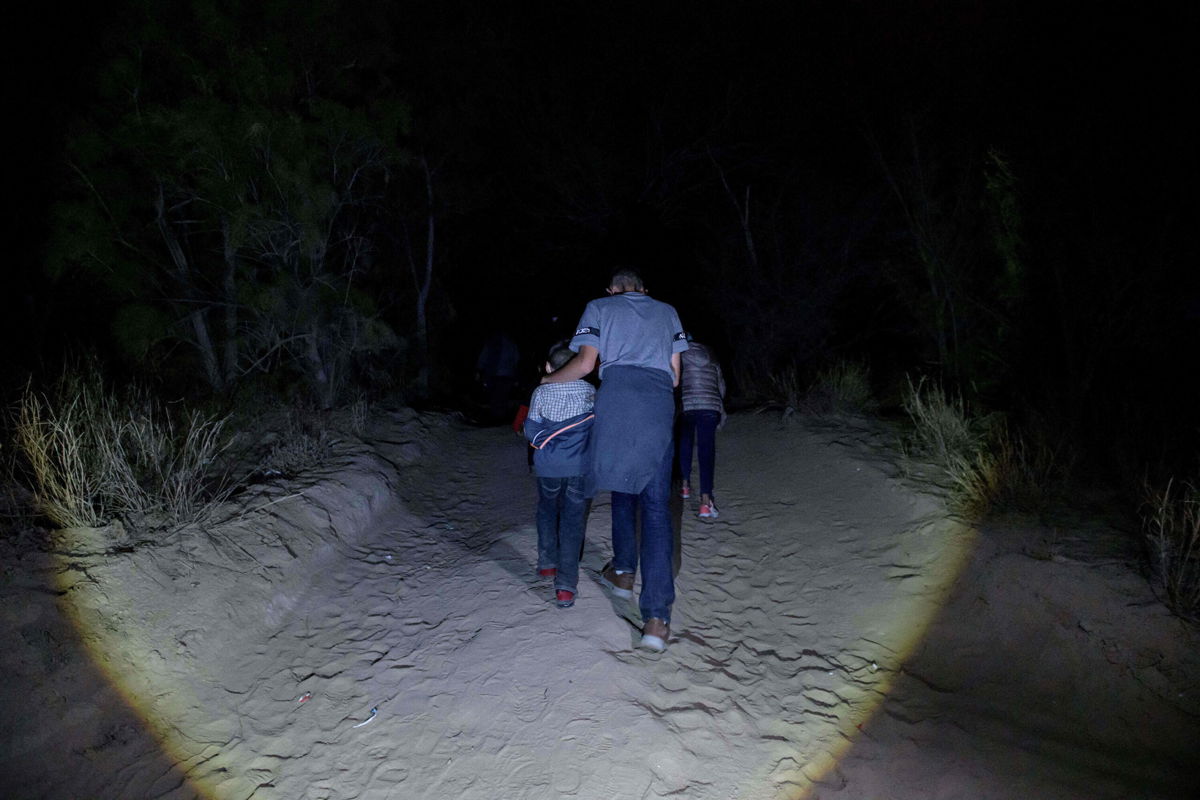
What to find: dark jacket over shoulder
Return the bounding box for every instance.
[525,411,594,478]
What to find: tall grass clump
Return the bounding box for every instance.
[262,400,335,476]
[1143,478,1200,620]
[765,364,804,414]
[902,376,1070,518]
[16,386,106,528]
[805,361,876,415]
[901,376,980,468]
[14,366,231,529]
[943,419,1072,518]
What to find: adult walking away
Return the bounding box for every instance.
[541,268,688,651]
[677,335,726,519]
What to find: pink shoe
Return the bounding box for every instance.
[680,484,691,499]
[698,502,719,519]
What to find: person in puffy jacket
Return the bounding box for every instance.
[524,342,595,609]
[676,336,725,519]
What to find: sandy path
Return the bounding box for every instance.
[66,412,962,800]
[270,412,968,800]
[3,410,1195,799]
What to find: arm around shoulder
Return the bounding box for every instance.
[542,345,598,384]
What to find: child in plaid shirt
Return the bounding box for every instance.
[524,342,595,608]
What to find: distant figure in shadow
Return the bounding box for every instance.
[676,334,726,519]
[475,331,521,423]
[524,341,596,609]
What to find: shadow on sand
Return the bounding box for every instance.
[0,538,201,800]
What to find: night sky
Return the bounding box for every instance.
[6,1,1197,473]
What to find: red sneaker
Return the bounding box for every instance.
[555,589,575,608]
[680,484,691,499]
[538,567,557,578]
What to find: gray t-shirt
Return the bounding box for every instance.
[569,292,688,379]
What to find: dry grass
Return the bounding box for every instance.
[1143,478,1200,620]
[754,362,876,418]
[805,361,876,415]
[337,394,371,439]
[766,365,804,415]
[902,376,1070,518]
[348,396,370,438]
[13,368,231,529]
[901,375,981,469]
[946,419,1074,518]
[125,405,231,521]
[15,386,107,528]
[263,402,335,475]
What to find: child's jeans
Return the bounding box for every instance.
[677,409,721,496]
[536,475,587,593]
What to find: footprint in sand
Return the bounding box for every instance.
[505,683,549,723]
[366,758,410,785]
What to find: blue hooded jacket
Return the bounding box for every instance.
[524,411,594,479]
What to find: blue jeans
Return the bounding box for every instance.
[610,443,675,623]
[536,476,586,593]
[678,410,720,497]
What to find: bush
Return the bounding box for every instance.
[1143,478,1200,620]
[13,366,231,529]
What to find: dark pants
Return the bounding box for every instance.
[677,409,720,497]
[536,476,587,593]
[592,366,677,623]
[611,443,675,623]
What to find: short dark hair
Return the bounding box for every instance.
[546,340,575,371]
[609,267,644,293]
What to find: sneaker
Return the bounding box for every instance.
[639,618,670,651]
[599,562,634,599]
[555,589,575,608]
[698,502,719,519]
[680,484,691,499]
[537,567,557,578]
